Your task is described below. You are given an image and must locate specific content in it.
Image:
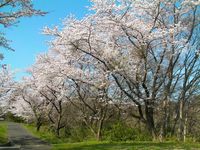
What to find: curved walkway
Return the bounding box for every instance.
[8,122,51,150]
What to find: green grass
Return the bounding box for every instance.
[52,141,200,150]
[23,124,200,150]
[0,121,8,144]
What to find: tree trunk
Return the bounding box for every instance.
[183,111,188,142]
[35,116,42,132]
[96,118,104,141]
[159,98,170,141]
[145,104,156,140]
[36,121,42,131]
[56,128,60,137]
[159,126,164,142]
[56,114,62,137]
[178,99,184,141]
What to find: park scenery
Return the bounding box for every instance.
[0,0,200,150]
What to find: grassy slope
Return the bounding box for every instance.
[23,124,200,150]
[52,141,200,150]
[0,121,8,144]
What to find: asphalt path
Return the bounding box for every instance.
[7,122,51,150]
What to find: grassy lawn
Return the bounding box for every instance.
[0,121,8,144]
[52,141,200,150]
[23,124,200,150]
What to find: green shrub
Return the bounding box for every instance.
[133,129,152,141]
[69,126,92,142]
[5,112,24,123]
[165,135,179,142]
[106,122,136,141]
[105,122,151,141]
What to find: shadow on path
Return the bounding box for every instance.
[7,122,51,150]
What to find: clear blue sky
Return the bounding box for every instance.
[2,0,91,80]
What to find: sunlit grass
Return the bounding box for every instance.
[52,141,200,150]
[0,121,8,144]
[23,124,200,150]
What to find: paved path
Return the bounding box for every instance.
[7,123,51,150]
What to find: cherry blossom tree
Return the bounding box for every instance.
[20,46,117,139]
[8,0,199,141]
[25,54,73,136]
[18,79,47,131]
[43,0,200,140]
[0,0,46,53]
[0,67,15,116]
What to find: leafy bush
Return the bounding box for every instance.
[105,122,151,141]
[5,112,24,123]
[105,122,135,141]
[69,126,92,142]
